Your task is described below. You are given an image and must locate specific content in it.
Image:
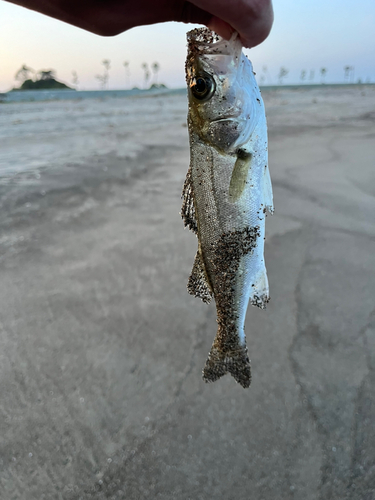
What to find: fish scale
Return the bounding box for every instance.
[182,28,274,388]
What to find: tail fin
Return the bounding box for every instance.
[202,345,251,388]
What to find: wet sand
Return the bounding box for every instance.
[1,86,375,499]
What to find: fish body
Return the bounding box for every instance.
[182,28,273,388]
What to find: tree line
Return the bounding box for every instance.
[14,60,162,90]
[94,60,160,90]
[260,65,370,85]
[14,62,370,89]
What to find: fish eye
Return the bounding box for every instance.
[190,74,215,101]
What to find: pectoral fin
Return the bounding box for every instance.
[187,250,212,304]
[181,165,198,234]
[228,149,252,203]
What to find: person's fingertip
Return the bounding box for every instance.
[239,36,252,49]
[207,17,234,41]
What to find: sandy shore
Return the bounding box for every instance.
[1,86,375,499]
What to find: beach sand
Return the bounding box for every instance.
[1,85,375,499]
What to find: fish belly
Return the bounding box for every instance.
[191,133,268,312]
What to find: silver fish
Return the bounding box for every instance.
[181,28,274,388]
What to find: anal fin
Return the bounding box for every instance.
[263,164,274,214]
[187,251,212,304]
[250,265,270,310]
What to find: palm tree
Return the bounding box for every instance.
[344,65,355,83]
[123,61,130,88]
[102,59,110,72]
[72,70,79,88]
[15,64,35,83]
[300,70,306,83]
[141,63,150,89]
[278,67,289,85]
[102,59,110,89]
[344,66,351,83]
[320,67,327,84]
[151,62,160,84]
[38,70,56,81]
[261,65,272,85]
[95,74,107,90]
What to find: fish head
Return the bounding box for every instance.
[186,28,264,154]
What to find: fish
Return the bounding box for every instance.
[181,27,274,388]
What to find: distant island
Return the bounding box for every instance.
[12,78,73,91]
[12,67,74,91]
[149,83,167,90]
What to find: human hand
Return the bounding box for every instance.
[6,0,273,48]
[187,0,274,48]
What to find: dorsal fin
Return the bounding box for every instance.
[181,165,198,234]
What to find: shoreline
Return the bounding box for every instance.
[0,86,186,103]
[1,83,374,104]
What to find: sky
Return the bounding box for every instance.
[1,0,375,92]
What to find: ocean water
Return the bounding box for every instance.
[0,87,184,103]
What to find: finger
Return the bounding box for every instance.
[237,1,274,48]
[177,2,213,26]
[188,0,274,48]
[207,17,234,41]
[178,4,234,42]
